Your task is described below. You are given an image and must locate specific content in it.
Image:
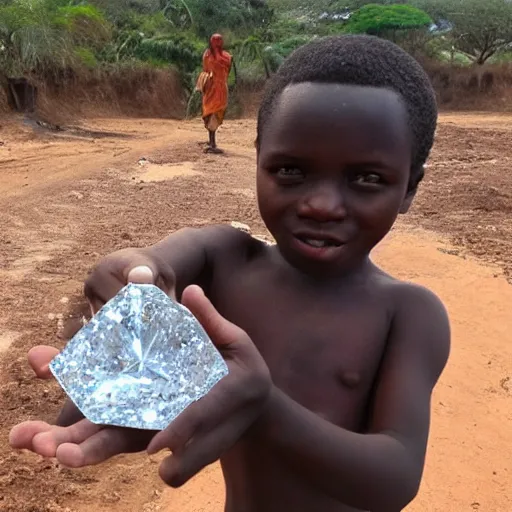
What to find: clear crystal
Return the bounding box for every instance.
[49,283,229,430]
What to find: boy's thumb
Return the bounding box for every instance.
[126,264,176,300]
[28,346,60,379]
[126,265,155,284]
[181,285,241,349]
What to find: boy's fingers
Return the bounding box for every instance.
[27,346,60,379]
[55,442,87,468]
[31,419,103,458]
[147,401,204,455]
[12,419,154,467]
[126,265,155,284]
[181,285,243,349]
[126,265,176,300]
[9,421,52,450]
[87,296,103,316]
[84,265,154,315]
[158,424,231,488]
[84,277,121,315]
[56,428,152,468]
[10,419,101,457]
[86,262,175,316]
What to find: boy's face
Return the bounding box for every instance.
[257,82,413,276]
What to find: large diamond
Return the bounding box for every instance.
[49,283,229,430]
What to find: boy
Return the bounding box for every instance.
[10,35,450,512]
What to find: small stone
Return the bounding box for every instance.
[60,297,70,304]
[69,190,84,200]
[49,284,229,430]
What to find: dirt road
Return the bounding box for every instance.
[0,113,511,512]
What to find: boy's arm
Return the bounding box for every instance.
[254,285,451,512]
[84,225,243,305]
[58,225,247,427]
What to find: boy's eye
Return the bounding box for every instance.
[353,173,383,186]
[275,167,305,182]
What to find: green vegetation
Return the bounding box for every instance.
[0,0,110,76]
[344,4,431,37]
[413,0,512,65]
[1,0,512,110]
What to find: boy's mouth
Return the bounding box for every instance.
[299,237,341,248]
[291,233,347,262]
[295,233,343,248]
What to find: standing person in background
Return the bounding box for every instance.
[197,33,233,154]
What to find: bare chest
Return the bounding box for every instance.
[211,268,392,429]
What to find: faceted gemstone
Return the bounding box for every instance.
[49,283,229,430]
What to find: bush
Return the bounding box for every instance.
[344,4,432,37]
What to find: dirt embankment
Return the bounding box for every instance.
[425,61,512,111]
[1,66,188,126]
[2,59,512,128]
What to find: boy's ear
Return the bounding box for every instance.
[399,187,417,214]
[401,164,423,213]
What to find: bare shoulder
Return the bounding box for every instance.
[382,275,451,378]
[369,267,450,373]
[199,224,267,260]
[392,279,448,318]
[372,267,448,322]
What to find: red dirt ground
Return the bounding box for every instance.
[0,113,511,511]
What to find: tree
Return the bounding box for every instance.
[185,0,272,39]
[344,4,432,39]
[413,0,512,65]
[161,0,194,29]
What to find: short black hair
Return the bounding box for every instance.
[257,35,438,190]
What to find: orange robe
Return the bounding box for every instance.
[201,48,232,131]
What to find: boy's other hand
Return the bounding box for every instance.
[9,346,156,467]
[9,417,155,468]
[84,248,177,315]
[147,285,271,488]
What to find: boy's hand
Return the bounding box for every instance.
[147,285,271,487]
[10,286,271,485]
[84,248,177,314]
[9,252,176,465]
[20,253,173,379]
[26,345,60,379]
[9,343,156,466]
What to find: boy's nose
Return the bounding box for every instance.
[297,185,346,223]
